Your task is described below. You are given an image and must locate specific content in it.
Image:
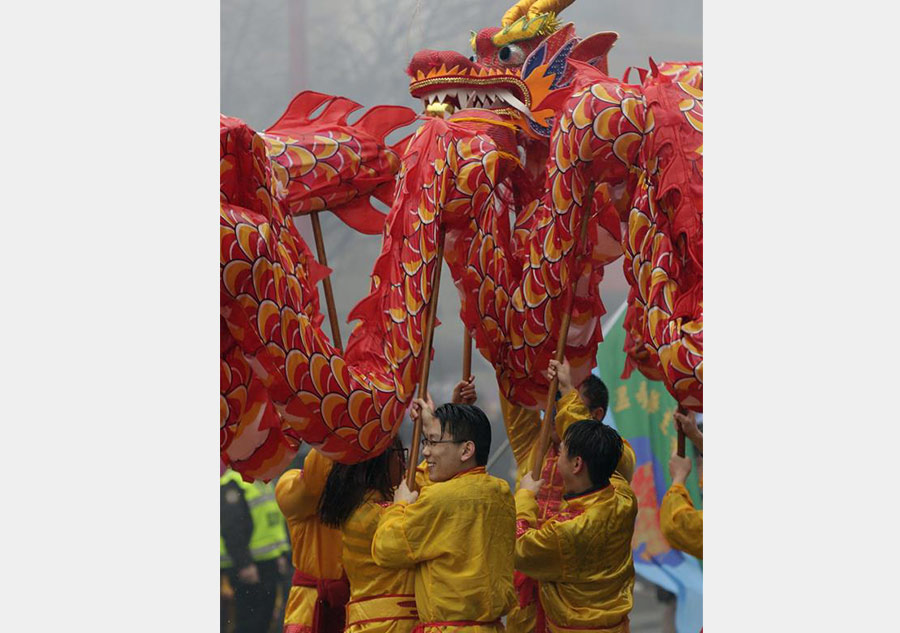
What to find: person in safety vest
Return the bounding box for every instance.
[502,359,635,633]
[372,398,517,632]
[317,436,418,632]
[221,469,290,633]
[515,395,638,632]
[275,449,346,633]
[661,410,703,559]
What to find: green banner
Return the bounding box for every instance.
[596,304,701,563]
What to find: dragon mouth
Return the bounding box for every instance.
[409,67,531,119]
[416,86,527,118]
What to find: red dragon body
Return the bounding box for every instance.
[404,5,703,411]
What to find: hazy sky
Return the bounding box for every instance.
[221,0,702,482]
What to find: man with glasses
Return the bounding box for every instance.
[372,398,517,631]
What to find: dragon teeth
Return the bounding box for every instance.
[419,87,522,112]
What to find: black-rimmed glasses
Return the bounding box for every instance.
[419,438,463,450]
[388,446,409,465]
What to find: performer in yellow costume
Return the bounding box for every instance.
[275,449,346,633]
[660,410,703,559]
[501,360,634,633]
[372,399,517,632]
[515,413,638,632]
[317,437,419,632]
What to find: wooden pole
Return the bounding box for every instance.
[462,330,472,381]
[310,211,343,350]
[405,230,446,489]
[530,182,595,480]
[676,406,687,457]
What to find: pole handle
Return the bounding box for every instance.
[676,406,687,457]
[405,231,446,490]
[462,330,472,381]
[310,211,343,350]
[529,181,595,480]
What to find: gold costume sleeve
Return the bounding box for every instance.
[615,440,636,484]
[513,489,570,581]
[274,449,332,522]
[371,488,449,569]
[554,389,590,439]
[515,487,540,527]
[499,389,542,468]
[660,483,703,559]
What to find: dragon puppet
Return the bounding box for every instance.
[405,0,703,411]
[220,0,702,480]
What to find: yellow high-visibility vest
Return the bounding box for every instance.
[221,470,289,568]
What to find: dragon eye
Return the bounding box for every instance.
[498,44,525,66]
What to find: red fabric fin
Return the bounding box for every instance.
[390,132,414,159]
[331,196,387,235]
[534,86,573,114]
[569,32,618,75]
[648,57,660,77]
[540,23,577,60]
[306,257,332,288]
[315,96,363,126]
[346,291,378,328]
[266,91,334,132]
[622,66,648,84]
[372,181,394,207]
[353,105,417,143]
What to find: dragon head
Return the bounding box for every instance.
[407,2,617,138]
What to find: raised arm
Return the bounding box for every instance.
[274,449,333,522]
[661,452,702,558]
[512,482,571,582]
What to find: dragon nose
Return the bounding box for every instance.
[406,50,474,78]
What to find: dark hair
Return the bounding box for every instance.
[433,403,492,466]
[562,419,623,488]
[317,437,404,528]
[580,374,609,417]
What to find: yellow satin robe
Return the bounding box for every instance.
[342,493,418,633]
[514,466,638,632]
[372,466,517,632]
[275,449,344,631]
[660,483,703,559]
[500,389,635,633]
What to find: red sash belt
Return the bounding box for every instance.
[291,570,350,633]
[514,571,548,633]
[412,619,502,632]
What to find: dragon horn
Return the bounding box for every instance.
[501,0,575,26]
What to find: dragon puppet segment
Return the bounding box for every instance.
[262,91,416,235]
[221,95,433,480]
[616,62,703,411]
[405,4,703,412]
[404,11,624,408]
[513,56,704,411]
